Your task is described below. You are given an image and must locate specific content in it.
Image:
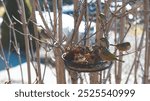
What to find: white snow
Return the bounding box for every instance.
[0,62,71,84]
[35,11,96,35]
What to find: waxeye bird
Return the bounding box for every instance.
[98,13,107,22]
[110,42,131,51]
[99,37,109,49]
[99,47,124,62]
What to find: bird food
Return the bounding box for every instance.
[62,45,113,72]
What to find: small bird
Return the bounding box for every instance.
[110,42,131,51]
[92,45,102,62]
[99,37,109,49]
[37,27,49,42]
[99,47,124,62]
[37,27,54,51]
[98,13,107,21]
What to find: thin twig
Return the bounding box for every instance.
[30,0,42,84]
[17,0,31,84]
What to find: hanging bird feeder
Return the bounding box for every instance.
[62,45,113,72]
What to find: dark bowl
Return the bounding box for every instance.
[62,53,113,72]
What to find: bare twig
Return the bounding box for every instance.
[17,0,31,83]
[30,0,42,84]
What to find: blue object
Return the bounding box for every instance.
[0,50,26,70]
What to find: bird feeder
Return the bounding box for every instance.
[62,45,113,72]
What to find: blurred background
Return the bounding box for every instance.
[0,0,149,84]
